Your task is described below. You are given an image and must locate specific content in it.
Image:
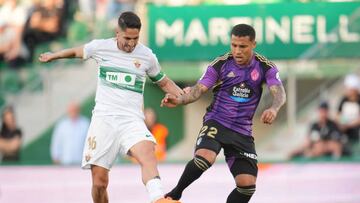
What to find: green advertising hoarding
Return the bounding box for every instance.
[148,2,360,60]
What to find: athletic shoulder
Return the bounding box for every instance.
[209,52,232,73]
[85,38,113,49]
[136,43,153,55]
[254,52,277,72]
[90,38,112,44]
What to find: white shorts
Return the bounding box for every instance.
[81,115,156,170]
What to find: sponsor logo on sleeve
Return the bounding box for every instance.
[276,72,281,82]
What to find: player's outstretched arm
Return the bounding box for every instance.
[38,46,84,63]
[261,84,286,124]
[157,76,184,97]
[161,83,208,108]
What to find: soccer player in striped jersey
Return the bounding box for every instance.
[39,11,182,203]
[162,24,286,203]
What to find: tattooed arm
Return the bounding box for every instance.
[161,83,209,107]
[260,84,287,124]
[180,83,208,104]
[269,84,287,112]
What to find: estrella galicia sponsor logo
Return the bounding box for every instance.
[228,82,253,103]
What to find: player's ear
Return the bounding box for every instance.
[252,40,257,49]
[115,27,120,36]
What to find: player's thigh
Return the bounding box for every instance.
[82,116,120,170]
[120,119,157,157]
[312,141,326,153]
[226,154,258,180]
[91,165,109,185]
[129,140,157,164]
[223,136,258,178]
[325,140,342,151]
[194,121,223,163]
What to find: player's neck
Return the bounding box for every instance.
[236,53,254,67]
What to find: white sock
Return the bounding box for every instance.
[145,178,164,202]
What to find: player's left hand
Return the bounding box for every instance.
[39,52,54,63]
[261,108,278,124]
[161,93,181,108]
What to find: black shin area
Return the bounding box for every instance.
[226,185,256,203]
[165,155,212,200]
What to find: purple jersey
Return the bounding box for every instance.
[199,52,282,137]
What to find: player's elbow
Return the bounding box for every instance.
[74,50,83,58]
[281,92,287,105]
[282,93,287,106]
[72,46,84,58]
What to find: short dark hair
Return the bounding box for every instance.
[118,11,141,31]
[319,101,329,110]
[231,24,256,41]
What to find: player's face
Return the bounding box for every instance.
[318,108,328,121]
[3,110,15,129]
[116,28,140,53]
[230,35,256,66]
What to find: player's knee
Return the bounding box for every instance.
[132,143,157,166]
[195,149,217,165]
[192,155,213,172]
[93,179,108,191]
[235,174,256,186]
[92,174,109,190]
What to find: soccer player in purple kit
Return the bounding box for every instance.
[161,24,286,203]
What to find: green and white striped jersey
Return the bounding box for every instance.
[83,38,165,118]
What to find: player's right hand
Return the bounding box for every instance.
[260,108,277,124]
[39,52,54,63]
[161,93,181,108]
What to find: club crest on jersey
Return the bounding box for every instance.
[228,82,254,103]
[133,59,141,68]
[251,69,259,81]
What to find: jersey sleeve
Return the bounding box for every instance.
[146,53,166,83]
[198,66,219,88]
[265,66,283,87]
[337,97,346,112]
[309,123,320,141]
[13,7,27,26]
[83,39,103,61]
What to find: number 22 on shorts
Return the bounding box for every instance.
[198,126,218,138]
